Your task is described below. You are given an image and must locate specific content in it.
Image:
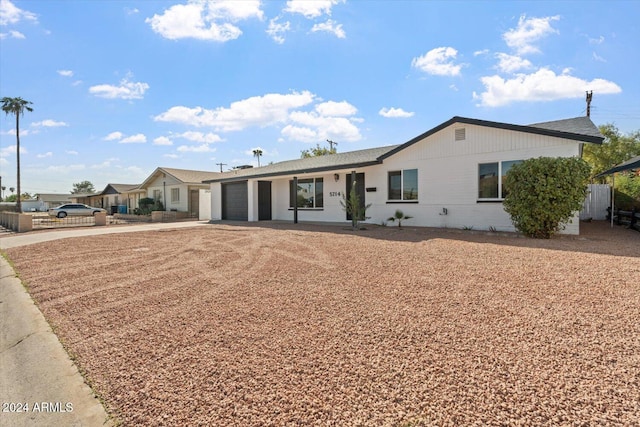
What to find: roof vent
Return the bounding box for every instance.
[455,128,466,141]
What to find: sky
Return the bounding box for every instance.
[1,0,639,195]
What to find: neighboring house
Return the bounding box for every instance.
[89,184,145,214]
[204,116,603,234]
[36,193,73,209]
[139,167,219,216]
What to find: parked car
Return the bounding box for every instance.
[48,204,106,218]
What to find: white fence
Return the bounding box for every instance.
[580,184,610,221]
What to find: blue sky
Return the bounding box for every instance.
[1,0,639,195]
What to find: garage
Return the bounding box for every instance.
[221,181,248,221]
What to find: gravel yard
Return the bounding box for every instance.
[5,221,640,426]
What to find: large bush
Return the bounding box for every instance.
[503,157,591,238]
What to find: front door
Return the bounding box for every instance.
[345,172,365,221]
[258,181,272,220]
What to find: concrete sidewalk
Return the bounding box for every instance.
[0,221,209,426]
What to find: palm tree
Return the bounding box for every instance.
[1,97,33,212]
[253,148,263,167]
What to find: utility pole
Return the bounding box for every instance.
[586,90,593,117]
[327,139,338,151]
[216,162,227,173]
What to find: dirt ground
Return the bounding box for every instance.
[5,221,640,426]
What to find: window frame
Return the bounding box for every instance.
[289,177,324,209]
[171,188,180,203]
[387,169,419,203]
[477,160,522,202]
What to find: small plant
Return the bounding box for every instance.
[387,209,413,229]
[488,226,497,233]
[462,225,474,230]
[340,180,371,230]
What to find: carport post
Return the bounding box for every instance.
[293,176,298,224]
[611,174,615,228]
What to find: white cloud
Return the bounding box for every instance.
[31,119,68,127]
[37,151,53,158]
[503,15,560,55]
[285,0,344,18]
[593,52,606,62]
[177,144,216,153]
[120,133,147,144]
[473,67,622,107]
[57,70,74,77]
[104,131,124,141]
[267,17,290,44]
[495,53,533,73]
[66,150,78,155]
[45,164,85,173]
[310,19,345,38]
[154,90,315,131]
[379,107,414,118]
[412,47,462,76]
[0,0,37,25]
[4,128,34,136]
[0,145,27,157]
[285,111,361,143]
[89,77,149,100]
[125,7,139,15]
[146,0,263,42]
[153,136,173,146]
[175,131,222,143]
[588,35,605,45]
[0,29,23,39]
[474,49,489,56]
[164,153,180,159]
[315,100,356,116]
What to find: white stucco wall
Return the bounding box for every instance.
[209,122,587,234]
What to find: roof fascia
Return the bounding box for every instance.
[205,160,383,184]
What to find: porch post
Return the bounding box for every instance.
[293,176,298,224]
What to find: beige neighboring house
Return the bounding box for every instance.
[36,193,73,208]
[92,184,146,214]
[139,167,219,216]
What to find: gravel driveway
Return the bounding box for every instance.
[5,221,639,426]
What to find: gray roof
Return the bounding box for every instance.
[102,183,142,194]
[207,115,604,183]
[528,116,603,139]
[141,167,220,187]
[206,145,399,183]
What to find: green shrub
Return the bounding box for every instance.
[503,157,591,238]
[614,173,640,210]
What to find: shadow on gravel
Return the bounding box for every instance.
[218,220,639,258]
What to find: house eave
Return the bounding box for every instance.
[205,160,383,184]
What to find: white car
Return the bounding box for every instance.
[48,204,106,218]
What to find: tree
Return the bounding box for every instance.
[1,185,5,200]
[583,124,640,180]
[252,148,263,167]
[71,180,96,194]
[503,157,591,238]
[300,143,337,158]
[1,97,33,212]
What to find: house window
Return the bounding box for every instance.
[153,189,161,201]
[478,160,522,200]
[171,188,180,203]
[289,178,323,208]
[388,169,418,201]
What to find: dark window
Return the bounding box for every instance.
[388,169,418,201]
[289,177,324,208]
[478,160,523,199]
